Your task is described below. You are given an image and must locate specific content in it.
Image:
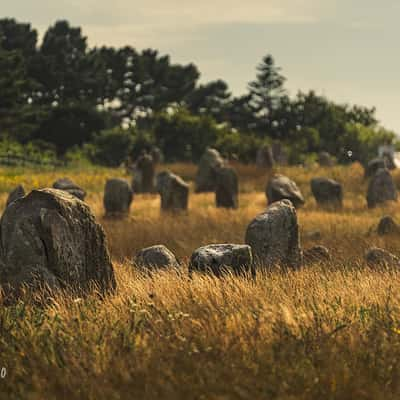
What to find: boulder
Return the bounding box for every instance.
[364,158,386,179]
[6,184,25,208]
[256,145,274,169]
[0,189,115,297]
[366,168,397,208]
[132,152,155,193]
[318,152,335,167]
[156,171,189,211]
[53,178,86,200]
[303,245,331,264]
[266,174,305,208]
[103,178,133,217]
[215,166,239,209]
[377,216,400,236]
[365,247,400,269]
[135,245,179,271]
[195,148,225,193]
[245,199,302,270]
[189,244,253,277]
[310,177,343,209]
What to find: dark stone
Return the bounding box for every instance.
[364,158,386,179]
[156,171,189,211]
[195,148,225,193]
[377,216,400,235]
[103,178,133,217]
[318,152,335,167]
[135,245,178,271]
[256,145,274,169]
[189,244,253,277]
[266,174,305,208]
[215,166,239,209]
[366,168,397,208]
[310,177,343,209]
[53,178,86,200]
[365,247,400,269]
[132,153,155,193]
[303,245,331,264]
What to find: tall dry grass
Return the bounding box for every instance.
[1,162,400,399]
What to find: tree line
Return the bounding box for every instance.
[0,18,397,166]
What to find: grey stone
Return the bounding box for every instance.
[189,244,253,277]
[6,185,25,208]
[256,145,274,169]
[364,158,386,179]
[245,199,302,270]
[303,245,331,264]
[195,148,225,193]
[365,247,400,269]
[266,174,305,208]
[311,177,343,209]
[135,245,178,271]
[104,178,133,217]
[156,171,189,211]
[215,166,239,209]
[53,178,86,200]
[366,168,397,208]
[0,189,115,297]
[132,152,155,193]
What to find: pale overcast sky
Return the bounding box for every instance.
[3,0,400,132]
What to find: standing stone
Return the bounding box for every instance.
[310,177,343,209]
[256,145,274,169]
[189,244,253,277]
[156,171,189,211]
[318,152,335,167]
[377,216,400,235]
[215,166,239,209]
[195,148,225,193]
[0,189,116,297]
[245,199,302,270]
[103,178,133,217]
[366,168,397,208]
[135,245,179,271]
[53,178,86,200]
[266,174,305,208]
[132,152,155,193]
[364,158,386,179]
[6,184,25,208]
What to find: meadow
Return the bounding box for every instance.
[1,162,400,399]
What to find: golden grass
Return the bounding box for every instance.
[2,162,400,399]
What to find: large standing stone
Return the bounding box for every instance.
[0,189,116,297]
[310,177,343,209]
[189,244,253,277]
[215,166,239,209]
[366,168,397,208]
[364,158,386,179]
[266,174,305,208]
[245,199,302,270]
[103,178,133,217]
[132,152,155,193]
[6,184,25,208]
[195,148,225,193]
[156,171,189,211]
[53,178,86,200]
[256,145,274,169]
[135,245,179,271]
[318,152,335,167]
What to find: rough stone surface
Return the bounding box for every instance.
[377,216,400,235]
[215,166,239,209]
[364,158,386,179]
[311,177,343,209]
[0,189,115,297]
[318,151,335,167]
[365,247,400,269]
[53,178,86,200]
[245,199,302,270]
[366,168,397,208]
[103,178,133,217]
[303,245,331,264]
[132,153,155,193]
[135,245,179,270]
[266,174,305,208]
[256,145,274,169]
[189,244,253,277]
[6,185,25,208]
[195,148,225,193]
[156,171,189,211]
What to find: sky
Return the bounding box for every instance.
[3,0,400,132]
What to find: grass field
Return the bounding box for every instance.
[2,162,400,399]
